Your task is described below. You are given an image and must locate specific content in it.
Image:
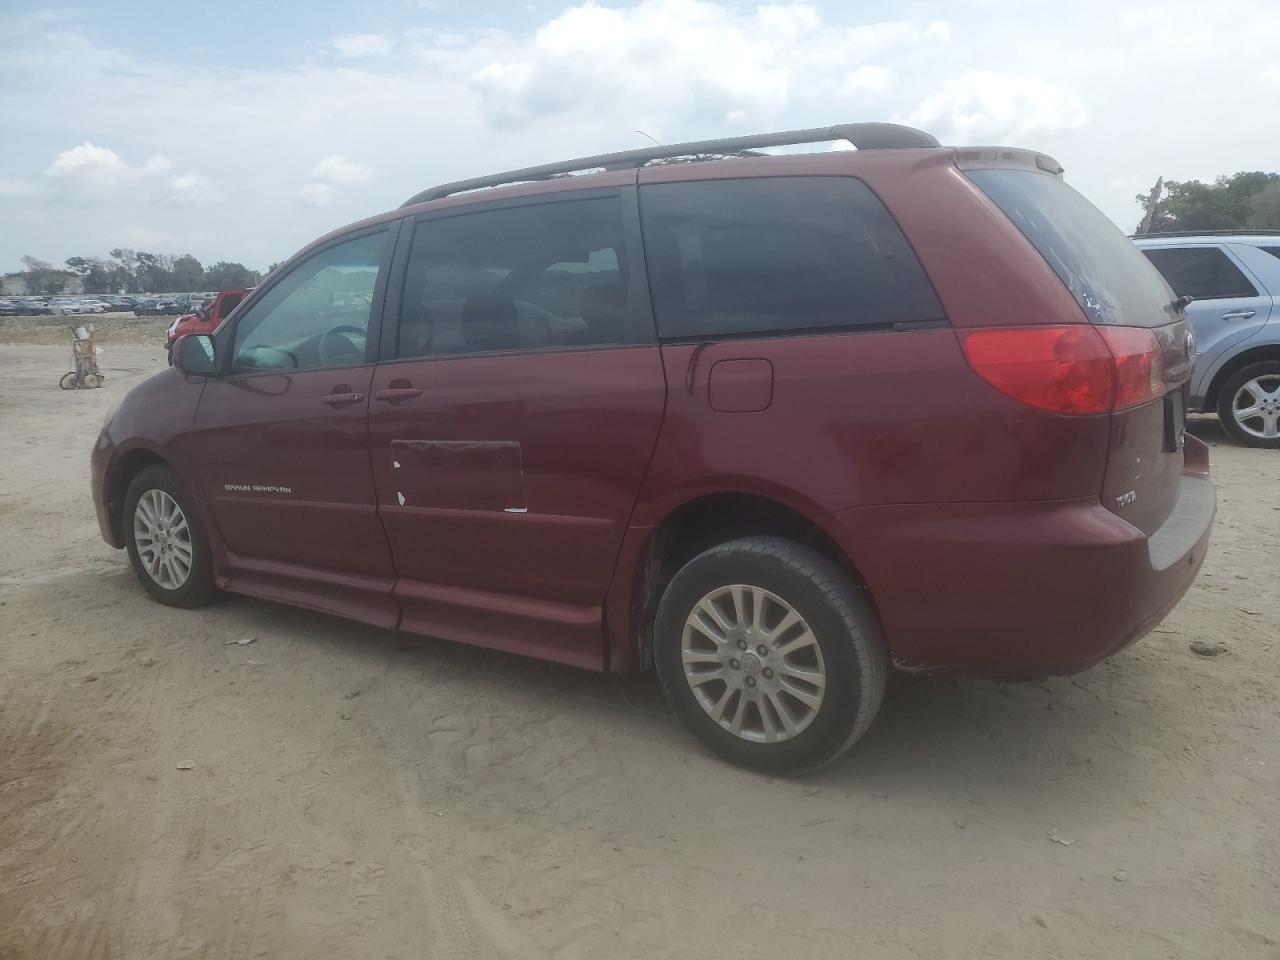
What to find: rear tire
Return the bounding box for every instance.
[654,536,887,775]
[1217,361,1280,449]
[123,465,216,608]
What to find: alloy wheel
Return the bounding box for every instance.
[1231,374,1280,440]
[681,584,826,743]
[132,489,193,590]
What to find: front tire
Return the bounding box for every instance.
[654,537,887,775]
[1217,361,1280,449]
[123,465,216,608]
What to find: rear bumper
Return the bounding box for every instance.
[821,437,1214,676]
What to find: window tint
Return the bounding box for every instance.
[639,177,943,339]
[398,196,632,358]
[1141,247,1258,300]
[232,230,387,372]
[967,169,1175,326]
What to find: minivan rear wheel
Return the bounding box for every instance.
[654,537,887,775]
[1218,361,1280,449]
[123,465,216,608]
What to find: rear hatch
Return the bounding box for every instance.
[964,164,1193,536]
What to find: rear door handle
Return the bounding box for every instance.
[1221,309,1256,321]
[374,387,423,402]
[321,392,364,408]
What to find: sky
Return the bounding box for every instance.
[1,0,1278,275]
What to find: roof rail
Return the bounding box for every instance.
[401,122,939,207]
[1131,229,1280,239]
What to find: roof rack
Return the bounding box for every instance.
[1131,229,1280,239]
[401,122,939,207]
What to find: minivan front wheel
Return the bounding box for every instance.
[1218,361,1280,449]
[123,465,216,608]
[654,537,887,775]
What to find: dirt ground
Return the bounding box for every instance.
[2,339,1277,960]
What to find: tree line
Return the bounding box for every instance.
[10,250,272,296]
[1136,171,1280,234]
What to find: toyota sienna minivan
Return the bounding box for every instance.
[92,122,1214,773]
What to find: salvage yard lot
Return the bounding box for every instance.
[1,341,1277,959]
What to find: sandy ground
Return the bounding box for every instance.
[1,341,1277,960]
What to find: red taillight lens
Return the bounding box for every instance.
[960,325,1165,415]
[1096,326,1165,410]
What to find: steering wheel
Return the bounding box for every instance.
[318,324,366,366]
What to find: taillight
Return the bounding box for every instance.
[1096,326,1165,410]
[960,325,1165,415]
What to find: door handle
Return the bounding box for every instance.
[321,392,364,408]
[374,387,423,402]
[1221,309,1256,321]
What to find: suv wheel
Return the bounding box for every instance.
[654,537,887,775]
[1218,361,1280,449]
[123,465,216,608]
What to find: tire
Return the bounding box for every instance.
[1217,361,1280,449]
[59,372,78,390]
[123,465,216,608]
[653,536,887,775]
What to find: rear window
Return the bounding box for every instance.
[967,169,1175,326]
[639,177,944,339]
[1141,247,1258,300]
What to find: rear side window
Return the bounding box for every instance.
[639,177,944,339]
[967,169,1175,326]
[1263,247,1280,262]
[1141,247,1258,300]
[398,195,633,358]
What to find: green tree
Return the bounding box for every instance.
[1138,171,1280,233]
[204,261,261,289]
[170,254,205,292]
[20,255,66,295]
[66,256,117,294]
[1246,182,1280,230]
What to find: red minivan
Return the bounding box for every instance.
[92,123,1214,773]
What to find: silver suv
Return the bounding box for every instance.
[1133,233,1280,447]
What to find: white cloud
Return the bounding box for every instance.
[332,33,394,58]
[465,0,949,129]
[311,154,377,184]
[0,177,33,196]
[45,142,130,184]
[164,172,215,206]
[841,65,892,96]
[900,70,1087,143]
[299,183,336,208]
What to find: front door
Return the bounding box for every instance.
[194,226,400,627]
[1141,244,1273,399]
[368,191,666,668]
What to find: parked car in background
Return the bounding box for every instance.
[166,288,251,349]
[0,300,18,317]
[93,123,1214,773]
[50,298,88,315]
[1134,233,1280,447]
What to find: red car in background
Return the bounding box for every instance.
[165,288,251,349]
[92,123,1214,774]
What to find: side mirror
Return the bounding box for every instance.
[173,334,215,376]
